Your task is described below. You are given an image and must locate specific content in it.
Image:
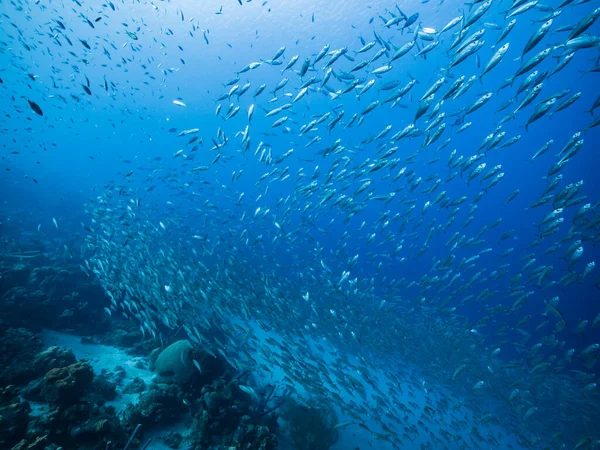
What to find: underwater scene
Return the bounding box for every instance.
[1,0,599,448]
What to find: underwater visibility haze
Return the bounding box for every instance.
[1,0,600,448]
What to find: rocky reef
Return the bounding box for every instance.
[0,259,111,336]
[279,400,340,450]
[2,341,130,450]
[0,254,340,450]
[188,376,279,450]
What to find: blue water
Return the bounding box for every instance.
[1,0,600,448]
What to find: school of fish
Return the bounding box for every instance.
[2,0,600,448]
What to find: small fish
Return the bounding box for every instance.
[27,99,43,116]
[192,359,202,373]
[179,128,200,136]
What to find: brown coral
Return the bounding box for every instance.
[42,361,94,407]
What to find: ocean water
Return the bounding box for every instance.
[1,0,600,449]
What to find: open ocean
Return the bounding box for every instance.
[1,0,599,449]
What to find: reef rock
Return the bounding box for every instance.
[32,346,76,376]
[89,372,118,404]
[70,414,123,445]
[11,435,58,450]
[123,376,146,394]
[162,432,183,449]
[0,386,31,448]
[2,264,111,334]
[42,361,94,407]
[124,382,184,427]
[0,328,43,386]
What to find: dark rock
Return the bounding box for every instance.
[0,384,20,405]
[127,338,158,356]
[11,435,58,450]
[89,373,117,404]
[25,401,128,450]
[189,376,280,450]
[32,346,76,376]
[233,424,278,450]
[23,406,59,442]
[0,387,31,448]
[42,361,94,407]
[80,336,101,345]
[70,415,120,442]
[162,431,183,449]
[1,264,111,334]
[280,400,339,450]
[0,328,43,386]
[0,263,30,295]
[21,378,45,402]
[123,377,146,394]
[56,308,75,324]
[133,360,147,370]
[124,382,184,427]
[0,287,47,333]
[102,365,127,388]
[100,327,143,349]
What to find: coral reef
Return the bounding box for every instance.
[0,261,336,450]
[90,325,150,354]
[0,261,110,335]
[162,431,183,449]
[1,342,130,450]
[33,346,77,376]
[0,328,43,386]
[0,385,31,448]
[42,360,95,407]
[124,382,185,428]
[189,376,279,450]
[280,399,339,450]
[12,435,58,450]
[89,371,118,404]
[123,376,147,394]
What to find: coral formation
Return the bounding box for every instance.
[89,371,118,404]
[33,346,77,376]
[189,376,279,450]
[0,260,335,450]
[123,376,146,394]
[0,328,43,386]
[124,382,185,428]
[280,399,339,450]
[0,261,110,335]
[0,335,130,450]
[42,360,94,407]
[0,385,31,448]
